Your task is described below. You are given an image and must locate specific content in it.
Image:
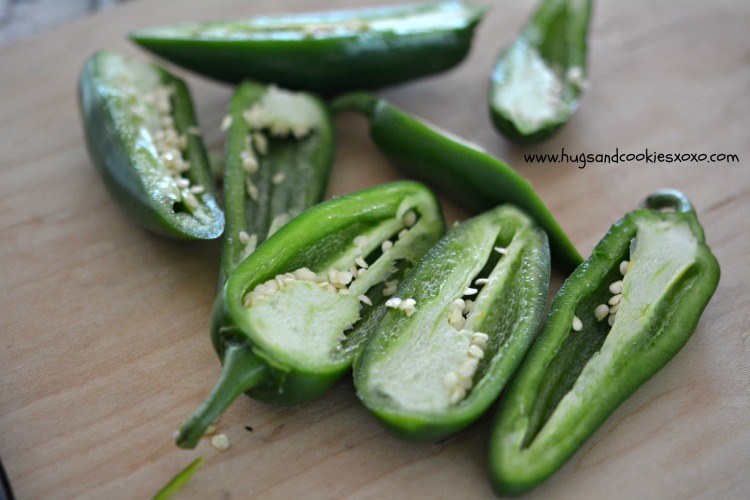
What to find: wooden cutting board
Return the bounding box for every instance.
[1,0,748,498]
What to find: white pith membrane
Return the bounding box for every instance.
[240,208,421,370]
[101,55,208,219]
[574,218,698,340]
[233,85,322,261]
[366,234,519,412]
[491,40,584,134]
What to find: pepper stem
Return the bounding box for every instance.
[329,92,378,117]
[175,343,268,449]
[642,189,694,214]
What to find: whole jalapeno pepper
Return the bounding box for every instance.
[489,0,592,143]
[128,1,485,96]
[488,190,720,495]
[220,82,334,282]
[176,181,444,449]
[354,204,550,441]
[78,51,224,239]
[331,92,582,271]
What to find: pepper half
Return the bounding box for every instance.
[331,92,582,271]
[78,51,224,239]
[488,190,720,495]
[176,181,444,449]
[219,82,334,282]
[489,0,592,143]
[354,205,550,441]
[128,1,485,96]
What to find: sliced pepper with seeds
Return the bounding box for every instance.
[220,82,334,282]
[488,190,720,495]
[331,92,581,271]
[128,1,485,96]
[175,181,444,449]
[78,51,224,239]
[489,0,592,143]
[354,204,550,441]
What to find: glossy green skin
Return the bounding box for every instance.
[129,2,485,96]
[354,205,550,441]
[332,93,582,271]
[220,82,334,282]
[488,193,720,495]
[489,0,592,143]
[78,51,224,239]
[177,182,444,448]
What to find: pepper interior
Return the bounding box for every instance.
[360,215,532,412]
[99,54,212,222]
[239,208,423,370]
[228,84,327,262]
[132,2,481,40]
[520,215,699,448]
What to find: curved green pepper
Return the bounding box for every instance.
[128,1,485,96]
[354,204,550,441]
[176,181,444,449]
[331,93,582,271]
[489,0,592,143]
[220,82,334,282]
[78,51,224,239]
[488,190,720,495]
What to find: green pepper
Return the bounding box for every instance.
[489,0,592,143]
[128,1,485,96]
[175,181,444,449]
[354,204,550,441]
[331,93,582,271]
[488,190,720,495]
[78,51,224,239]
[219,82,334,282]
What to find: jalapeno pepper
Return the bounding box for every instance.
[219,82,334,282]
[175,181,444,449]
[78,51,224,239]
[488,190,720,495]
[354,204,550,441]
[489,0,592,143]
[331,93,582,271]
[128,1,485,96]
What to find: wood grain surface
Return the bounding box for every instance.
[1,0,748,498]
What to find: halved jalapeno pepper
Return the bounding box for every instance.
[176,181,444,448]
[129,1,485,96]
[354,204,550,441]
[220,82,334,282]
[331,93,582,271]
[488,190,720,495]
[78,51,224,239]
[489,0,593,143]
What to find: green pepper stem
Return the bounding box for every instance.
[642,189,694,214]
[175,343,268,449]
[329,92,378,116]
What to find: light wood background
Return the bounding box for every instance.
[0,0,748,498]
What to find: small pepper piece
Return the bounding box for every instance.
[175,182,444,449]
[128,2,485,96]
[331,92,582,271]
[488,190,720,495]
[489,0,593,143]
[354,205,550,441]
[78,51,224,239]
[220,82,334,282]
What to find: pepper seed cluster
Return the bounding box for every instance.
[244,211,418,310]
[443,245,507,405]
[137,83,204,212]
[593,260,630,326]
